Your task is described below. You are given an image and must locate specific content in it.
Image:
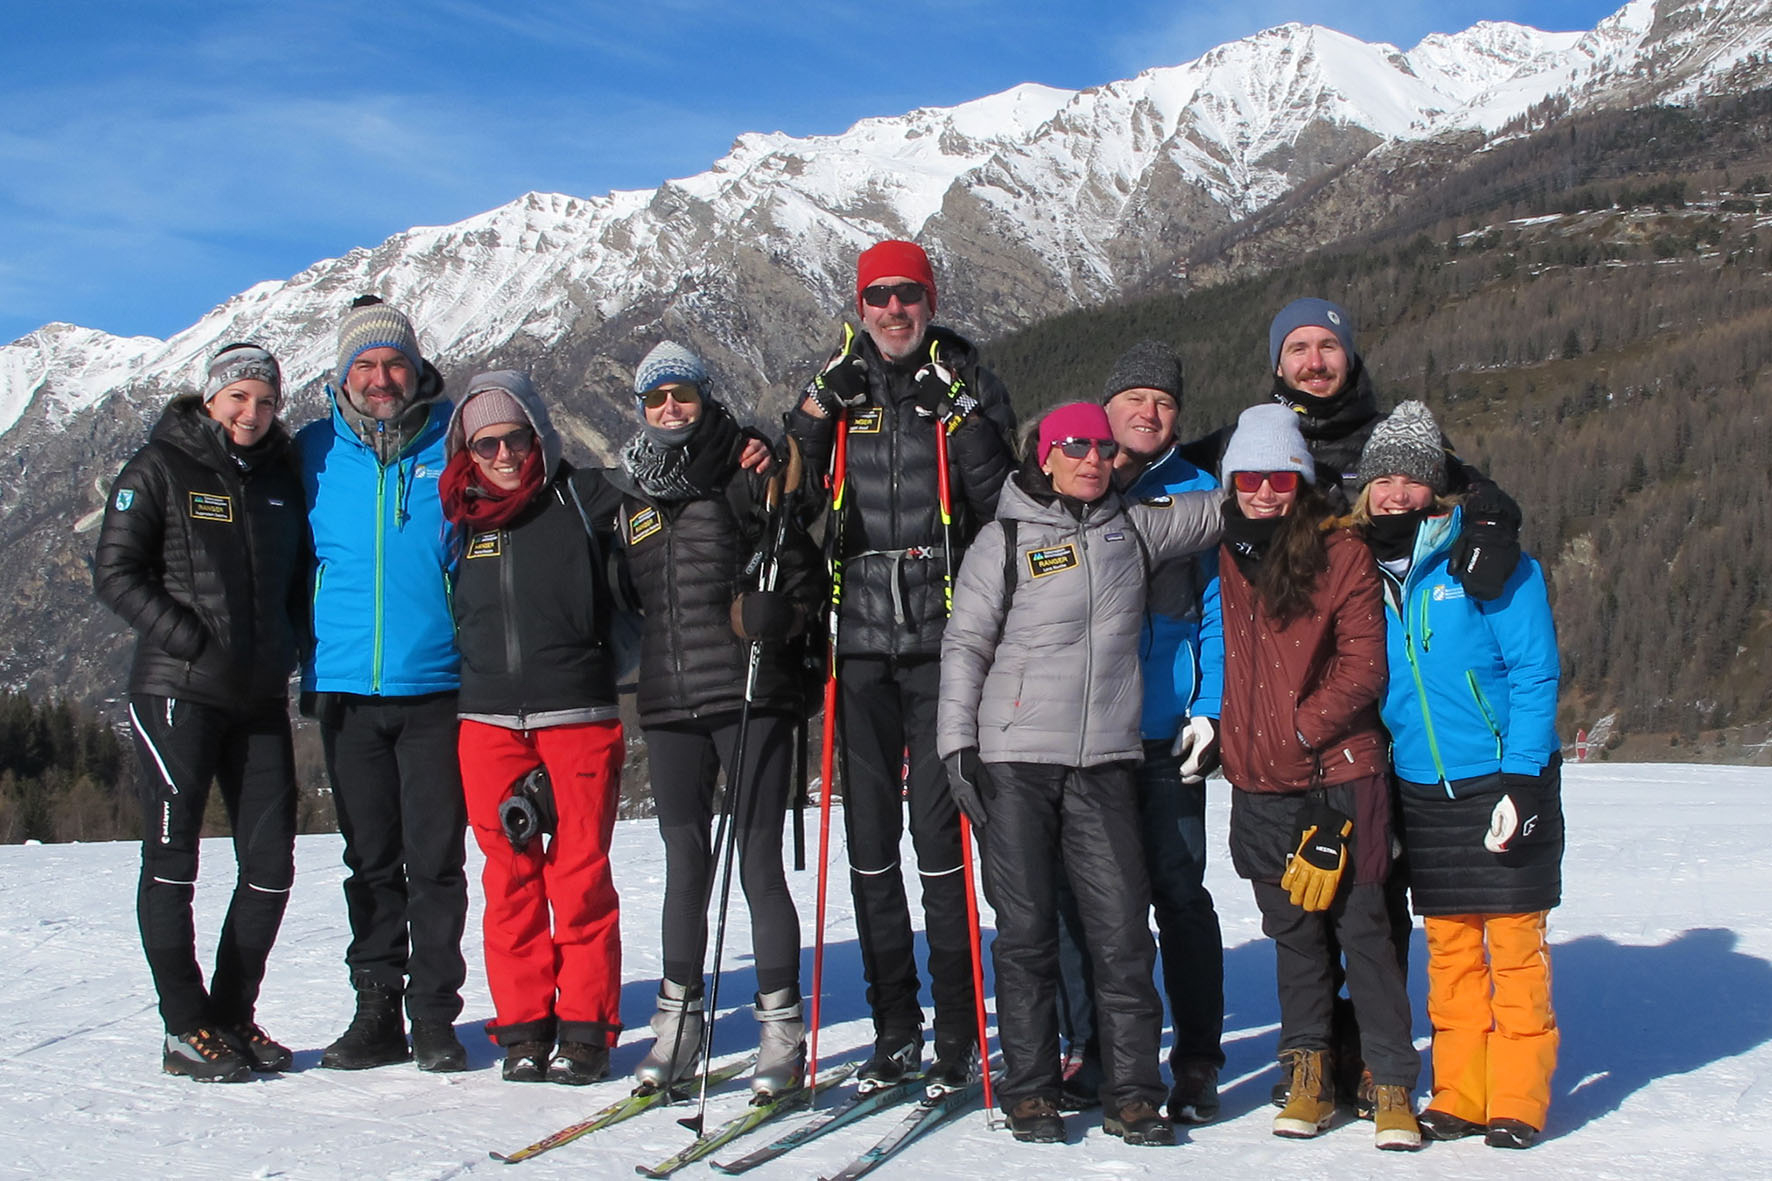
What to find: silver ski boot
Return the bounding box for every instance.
[750,987,806,1098]
[634,979,704,1090]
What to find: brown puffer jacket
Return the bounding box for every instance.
[1217,527,1388,793]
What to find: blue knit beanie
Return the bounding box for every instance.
[634,341,708,401]
[1268,298,1358,370]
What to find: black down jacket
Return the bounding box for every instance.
[94,396,307,708]
[1396,762,1565,916]
[451,466,625,723]
[789,325,1016,659]
[617,458,823,727]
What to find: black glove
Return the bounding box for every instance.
[912,357,978,432]
[808,350,868,416]
[1484,774,1546,853]
[730,590,799,642]
[499,766,557,853]
[1448,481,1522,602]
[944,748,990,830]
[1280,799,1353,911]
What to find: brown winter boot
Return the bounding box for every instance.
[1272,1049,1335,1138]
[1373,1084,1423,1151]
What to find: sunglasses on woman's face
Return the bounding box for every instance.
[1231,470,1300,494]
[641,384,702,410]
[1053,437,1119,460]
[860,282,928,308]
[468,426,535,461]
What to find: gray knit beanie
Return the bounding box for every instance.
[634,341,707,403]
[336,296,423,386]
[1268,297,1358,370]
[1100,339,1183,405]
[1220,403,1316,485]
[203,343,281,404]
[1357,401,1447,493]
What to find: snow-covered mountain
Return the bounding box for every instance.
[5,0,1769,438]
[6,0,1772,705]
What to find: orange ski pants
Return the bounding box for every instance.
[1423,910,1558,1130]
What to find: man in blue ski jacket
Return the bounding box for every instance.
[1054,340,1227,1122]
[296,296,469,1073]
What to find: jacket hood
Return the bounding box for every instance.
[151,393,290,471]
[444,370,563,476]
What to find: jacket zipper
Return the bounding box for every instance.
[373,463,386,693]
[1075,512,1096,767]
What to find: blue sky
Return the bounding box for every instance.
[0,0,1624,345]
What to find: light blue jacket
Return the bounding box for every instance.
[1129,446,1224,738]
[1377,507,1559,790]
[295,395,460,696]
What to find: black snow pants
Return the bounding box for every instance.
[129,693,297,1035]
[979,760,1165,1115]
[836,655,976,1052]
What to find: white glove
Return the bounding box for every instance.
[1171,715,1220,784]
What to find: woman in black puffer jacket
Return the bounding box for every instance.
[617,342,822,1100]
[94,343,307,1084]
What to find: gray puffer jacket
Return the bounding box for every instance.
[938,469,1223,767]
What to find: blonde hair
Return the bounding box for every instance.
[1341,483,1461,531]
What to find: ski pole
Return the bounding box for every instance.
[807,367,854,1100]
[932,389,995,1125]
[681,465,794,1134]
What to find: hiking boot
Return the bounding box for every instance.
[1168,1061,1221,1124]
[411,1019,468,1072]
[163,1027,252,1083]
[751,988,806,1098]
[635,979,705,1089]
[1006,1096,1066,1144]
[223,1022,293,1073]
[319,976,409,1070]
[925,1033,976,1096]
[1103,1099,1176,1147]
[1486,1117,1539,1149]
[1352,1067,1378,1119]
[857,1027,922,1094]
[502,1041,551,1082]
[1418,1107,1486,1140]
[1272,1049,1334,1138]
[1373,1084,1422,1151]
[549,1041,610,1086]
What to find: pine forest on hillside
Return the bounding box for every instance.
[988,87,1772,747]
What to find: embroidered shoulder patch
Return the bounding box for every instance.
[848,407,884,434]
[466,532,502,559]
[114,489,135,511]
[628,505,663,544]
[188,492,233,523]
[1027,544,1079,578]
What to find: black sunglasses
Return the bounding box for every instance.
[641,384,702,410]
[861,282,928,308]
[1053,437,1119,460]
[468,426,535,461]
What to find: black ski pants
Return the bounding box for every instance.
[129,693,297,1035]
[980,760,1165,1115]
[646,711,801,996]
[1055,739,1226,1076]
[1253,879,1420,1088]
[836,655,975,1050]
[322,692,468,1022]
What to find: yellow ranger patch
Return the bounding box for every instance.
[848,407,884,434]
[628,505,663,544]
[466,532,502,559]
[187,492,233,523]
[1026,544,1079,579]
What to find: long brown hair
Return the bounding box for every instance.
[1231,480,1335,626]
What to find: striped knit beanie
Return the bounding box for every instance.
[203,343,281,404]
[336,295,423,386]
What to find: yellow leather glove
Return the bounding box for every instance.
[1280,800,1353,911]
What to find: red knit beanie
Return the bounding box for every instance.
[856,240,938,314]
[1037,402,1114,467]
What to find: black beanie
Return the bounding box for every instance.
[1101,340,1183,405]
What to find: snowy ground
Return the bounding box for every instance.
[2,762,1768,1180]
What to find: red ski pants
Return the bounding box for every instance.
[460,719,623,1045]
[1423,910,1559,1130]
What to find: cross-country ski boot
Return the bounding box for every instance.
[634,979,704,1092]
[750,987,806,1100]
